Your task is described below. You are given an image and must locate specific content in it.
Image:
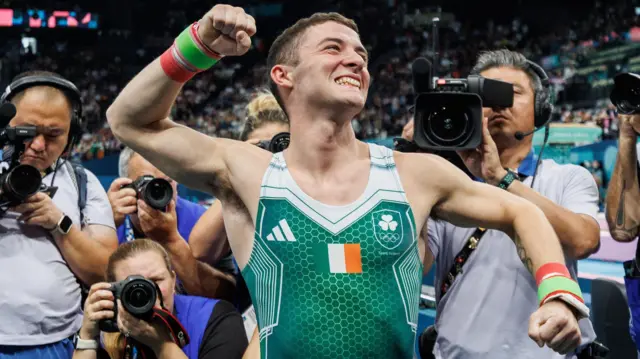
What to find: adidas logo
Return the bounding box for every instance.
[265,219,297,242]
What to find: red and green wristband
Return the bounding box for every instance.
[160,22,224,83]
[536,262,589,318]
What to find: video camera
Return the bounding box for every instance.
[610,72,640,115]
[122,175,174,211]
[256,132,290,153]
[99,275,158,332]
[0,103,48,207]
[411,57,514,150]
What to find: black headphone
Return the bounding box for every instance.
[0,74,85,152]
[526,59,553,129]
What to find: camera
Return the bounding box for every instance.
[412,58,514,150]
[256,132,290,153]
[99,275,158,333]
[0,124,44,206]
[610,72,640,115]
[122,175,173,211]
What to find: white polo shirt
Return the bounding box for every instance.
[428,155,599,359]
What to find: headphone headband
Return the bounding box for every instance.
[1,75,82,109]
[525,60,550,89]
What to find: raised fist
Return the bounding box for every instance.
[197,5,257,57]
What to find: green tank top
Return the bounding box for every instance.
[242,143,422,358]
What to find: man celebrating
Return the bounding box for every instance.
[0,71,117,358]
[423,50,603,358]
[107,6,589,358]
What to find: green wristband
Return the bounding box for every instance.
[537,276,583,304]
[175,27,218,71]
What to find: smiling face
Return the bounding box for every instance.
[480,66,536,143]
[271,20,370,121]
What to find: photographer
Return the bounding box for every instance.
[189,91,289,312]
[107,149,235,299]
[74,239,248,359]
[604,113,640,352]
[422,50,603,358]
[0,71,117,357]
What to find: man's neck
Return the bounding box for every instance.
[285,105,363,176]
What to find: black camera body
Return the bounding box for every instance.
[610,72,640,115]
[99,275,158,333]
[256,132,290,153]
[122,175,173,211]
[0,124,45,207]
[414,76,514,150]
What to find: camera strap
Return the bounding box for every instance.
[122,307,190,359]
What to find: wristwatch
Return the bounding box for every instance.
[51,214,73,235]
[496,169,518,190]
[73,335,98,350]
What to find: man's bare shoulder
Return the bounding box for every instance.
[393,151,461,182]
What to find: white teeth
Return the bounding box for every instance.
[335,77,361,88]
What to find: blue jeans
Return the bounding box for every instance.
[0,338,74,359]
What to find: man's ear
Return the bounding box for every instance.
[271,65,293,90]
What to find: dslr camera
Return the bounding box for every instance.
[122,175,173,211]
[256,132,290,153]
[610,72,640,115]
[411,58,514,150]
[99,275,158,332]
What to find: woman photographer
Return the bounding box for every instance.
[73,239,248,359]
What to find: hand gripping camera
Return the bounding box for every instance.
[99,275,158,332]
[411,58,514,150]
[122,175,174,211]
[256,132,290,153]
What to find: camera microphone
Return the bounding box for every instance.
[412,57,433,94]
[514,129,536,141]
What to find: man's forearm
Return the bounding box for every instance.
[54,226,116,285]
[163,234,236,300]
[507,182,599,259]
[511,205,566,275]
[107,59,184,139]
[72,350,97,359]
[606,133,640,242]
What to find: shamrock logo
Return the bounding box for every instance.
[378,214,398,232]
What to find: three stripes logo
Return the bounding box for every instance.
[265,219,297,242]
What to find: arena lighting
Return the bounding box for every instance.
[0,8,99,29]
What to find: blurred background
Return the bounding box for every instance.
[2,0,639,356]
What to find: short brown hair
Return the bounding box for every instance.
[105,239,173,282]
[267,13,359,114]
[239,90,288,140]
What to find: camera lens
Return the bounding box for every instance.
[427,107,471,144]
[4,164,41,201]
[142,178,173,210]
[269,132,290,153]
[127,287,151,308]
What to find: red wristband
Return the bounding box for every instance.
[535,262,571,287]
[160,46,197,83]
[190,22,224,60]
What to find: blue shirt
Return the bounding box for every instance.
[117,196,206,244]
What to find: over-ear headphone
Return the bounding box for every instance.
[0,74,85,153]
[526,59,553,129]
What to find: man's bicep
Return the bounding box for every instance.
[433,173,515,235]
[125,120,236,196]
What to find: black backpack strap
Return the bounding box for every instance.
[64,161,88,226]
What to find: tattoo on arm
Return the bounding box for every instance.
[514,235,534,274]
[613,180,640,240]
